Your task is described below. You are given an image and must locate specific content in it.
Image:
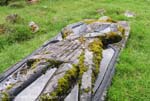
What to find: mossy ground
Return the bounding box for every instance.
[0,0,150,101]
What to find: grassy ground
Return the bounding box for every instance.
[0,0,150,100]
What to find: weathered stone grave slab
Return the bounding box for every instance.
[0,16,130,101]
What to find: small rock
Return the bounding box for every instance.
[124,10,135,18]
[29,21,39,33]
[96,8,106,15]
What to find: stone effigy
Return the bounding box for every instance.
[0,16,130,101]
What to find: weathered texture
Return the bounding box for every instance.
[80,49,93,101]
[64,84,79,101]
[0,16,130,101]
[14,68,57,101]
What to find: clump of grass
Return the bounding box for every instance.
[0,22,40,51]
[5,14,24,24]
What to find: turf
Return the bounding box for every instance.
[0,0,150,100]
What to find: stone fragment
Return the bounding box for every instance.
[29,21,39,33]
[124,10,135,18]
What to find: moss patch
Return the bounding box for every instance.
[78,52,88,80]
[40,64,79,101]
[1,92,10,101]
[40,52,88,101]
[88,38,103,87]
[101,32,122,45]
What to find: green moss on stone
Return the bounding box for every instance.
[40,64,79,101]
[78,52,88,80]
[31,59,40,69]
[40,52,88,101]
[1,92,10,101]
[84,87,91,93]
[6,84,15,90]
[88,39,103,87]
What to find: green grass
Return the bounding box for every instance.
[0,0,150,100]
